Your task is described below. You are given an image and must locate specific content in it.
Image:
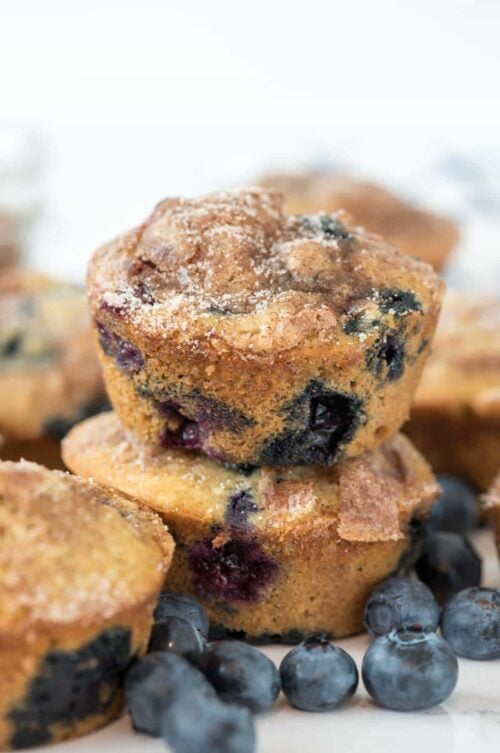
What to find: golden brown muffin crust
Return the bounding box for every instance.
[88,188,442,357]
[0,460,173,641]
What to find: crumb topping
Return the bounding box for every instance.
[88,189,441,354]
[0,460,173,636]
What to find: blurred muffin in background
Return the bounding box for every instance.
[0,211,20,269]
[0,269,107,468]
[259,170,459,270]
[405,292,500,491]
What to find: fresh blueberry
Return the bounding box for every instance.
[125,652,216,737]
[151,592,209,640]
[162,689,255,753]
[364,578,440,637]
[428,476,479,534]
[279,636,358,712]
[362,630,458,711]
[148,616,205,662]
[198,641,280,713]
[415,533,482,605]
[441,587,500,660]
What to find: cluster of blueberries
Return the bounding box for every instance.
[125,477,500,753]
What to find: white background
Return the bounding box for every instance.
[1,0,500,281]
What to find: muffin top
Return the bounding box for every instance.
[413,292,500,418]
[0,461,173,639]
[88,189,442,357]
[63,412,438,544]
[259,172,459,265]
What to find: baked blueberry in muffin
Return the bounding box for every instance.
[63,412,439,641]
[88,189,443,467]
[405,292,500,490]
[0,269,106,468]
[0,460,173,749]
[259,170,459,270]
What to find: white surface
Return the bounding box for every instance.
[40,531,500,753]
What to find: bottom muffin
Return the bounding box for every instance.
[63,413,439,642]
[0,460,174,750]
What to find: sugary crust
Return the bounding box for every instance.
[88,189,443,466]
[0,460,173,640]
[62,412,438,638]
[0,460,174,750]
[406,293,500,489]
[0,269,105,440]
[259,172,459,270]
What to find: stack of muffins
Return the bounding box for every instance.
[64,188,444,641]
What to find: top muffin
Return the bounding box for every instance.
[259,171,459,270]
[88,188,443,467]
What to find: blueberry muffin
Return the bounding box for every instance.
[0,460,174,750]
[259,171,459,270]
[88,188,443,468]
[0,269,106,467]
[405,293,500,491]
[486,472,500,557]
[63,412,439,642]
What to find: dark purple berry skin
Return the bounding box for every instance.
[279,636,358,712]
[8,628,131,750]
[364,578,440,637]
[415,533,482,605]
[162,688,255,753]
[225,491,258,531]
[441,588,500,660]
[362,630,458,711]
[96,322,144,373]
[198,641,280,713]
[428,476,479,534]
[151,592,209,640]
[188,537,278,605]
[260,381,362,466]
[147,616,205,663]
[125,652,216,737]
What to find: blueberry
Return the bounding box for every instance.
[162,689,255,753]
[441,588,500,660]
[415,533,482,605]
[260,381,363,466]
[151,592,209,640]
[125,652,216,737]
[148,616,205,662]
[428,476,478,534]
[198,641,280,713]
[364,578,440,637]
[189,537,278,605]
[279,636,358,712]
[362,630,458,711]
[8,628,131,749]
[225,491,258,531]
[366,330,406,382]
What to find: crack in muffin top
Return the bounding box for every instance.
[89,188,442,354]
